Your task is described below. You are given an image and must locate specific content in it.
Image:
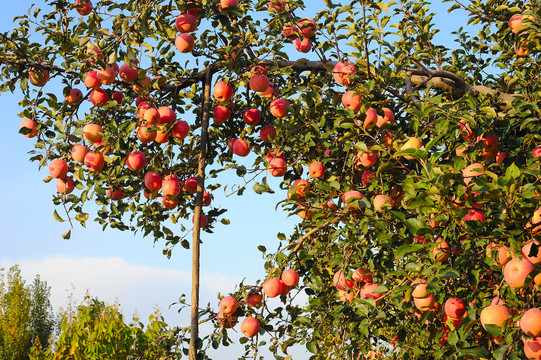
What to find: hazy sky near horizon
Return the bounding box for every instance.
[0,0,477,357]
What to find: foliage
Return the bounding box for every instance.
[2,0,541,358]
[0,265,55,360]
[29,295,185,360]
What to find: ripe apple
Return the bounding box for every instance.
[217,310,238,328]
[288,179,310,200]
[126,151,147,171]
[373,194,392,212]
[262,277,284,298]
[361,171,375,186]
[75,0,92,15]
[232,139,250,157]
[213,81,234,102]
[357,149,379,168]
[220,0,238,9]
[521,308,541,337]
[377,107,394,127]
[143,107,161,125]
[157,106,176,125]
[243,109,261,126]
[332,270,353,291]
[175,33,195,53]
[267,148,285,161]
[213,105,231,124]
[352,268,373,284]
[202,191,212,206]
[479,133,498,153]
[84,70,101,89]
[155,129,169,144]
[83,123,103,143]
[19,118,38,138]
[308,161,325,178]
[184,177,198,193]
[399,137,423,160]
[246,292,263,307]
[364,107,378,129]
[89,88,109,106]
[298,17,317,38]
[480,304,510,330]
[249,68,270,92]
[162,176,181,198]
[262,82,278,98]
[281,269,299,287]
[463,209,485,222]
[97,67,117,85]
[524,337,541,360]
[119,63,138,82]
[342,190,364,210]
[279,279,291,295]
[49,159,69,179]
[462,163,485,185]
[332,61,355,86]
[485,242,512,268]
[29,68,49,87]
[65,88,83,106]
[84,151,104,172]
[282,25,299,40]
[432,239,450,262]
[260,124,276,142]
[509,14,524,34]
[270,98,289,118]
[56,176,74,194]
[107,188,124,200]
[411,281,429,299]
[240,317,260,338]
[163,196,178,209]
[219,296,237,315]
[268,0,285,12]
[359,283,383,304]
[444,298,466,319]
[144,172,162,192]
[268,157,287,177]
[414,293,435,311]
[192,213,208,227]
[341,90,362,111]
[172,120,189,140]
[175,13,197,33]
[294,37,312,53]
[503,257,534,288]
[523,241,541,265]
[137,125,157,143]
[71,144,89,163]
[380,130,395,149]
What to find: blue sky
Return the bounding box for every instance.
[0,0,475,357]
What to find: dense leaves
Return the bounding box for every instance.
[2,0,541,358]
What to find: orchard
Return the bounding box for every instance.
[2,0,541,359]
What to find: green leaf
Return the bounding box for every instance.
[458,346,491,358]
[395,244,424,259]
[306,341,318,354]
[377,2,389,12]
[505,163,520,179]
[61,229,71,239]
[484,324,503,338]
[53,210,65,222]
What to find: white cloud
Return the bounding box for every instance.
[1,256,237,326]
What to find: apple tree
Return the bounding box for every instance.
[2,0,541,358]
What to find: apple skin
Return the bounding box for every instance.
[145,108,162,126]
[158,106,176,124]
[84,151,105,172]
[260,124,276,142]
[75,0,92,15]
[119,63,138,82]
[480,304,510,330]
[364,107,378,129]
[332,62,355,85]
[294,37,312,53]
[298,17,316,38]
[444,298,466,319]
[268,158,287,177]
[288,179,310,200]
[220,0,238,9]
[377,107,394,127]
[282,25,299,40]
[213,82,234,102]
[249,73,270,93]
[342,190,364,210]
[522,241,541,265]
[175,33,195,53]
[172,120,190,140]
[137,125,157,144]
[359,283,383,305]
[509,14,524,34]
[71,144,90,163]
[240,317,260,338]
[49,159,69,179]
[192,213,208,227]
[414,293,435,311]
[243,109,261,126]
[308,161,325,178]
[219,296,237,315]
[462,163,485,185]
[56,176,75,194]
[341,90,361,111]
[486,242,512,268]
[352,269,373,284]
[89,88,109,106]
[175,13,197,33]
[83,123,103,143]
[521,308,541,337]
[503,257,534,288]
[162,196,178,209]
[126,151,147,171]
[281,269,299,287]
[162,176,181,198]
[133,76,151,94]
[232,139,250,157]
[217,310,238,328]
[361,171,375,186]
[463,209,486,223]
[144,172,162,192]
[523,337,541,360]
[432,239,451,262]
[84,70,101,89]
[332,270,353,291]
[246,292,263,307]
[29,68,50,87]
[411,281,429,299]
[268,0,285,12]
[65,88,83,106]
[279,279,291,295]
[184,177,198,194]
[107,188,124,201]
[19,118,38,138]
[262,278,284,298]
[399,137,423,160]
[97,67,116,85]
[213,105,231,124]
[373,194,392,212]
[270,98,289,118]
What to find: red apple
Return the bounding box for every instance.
[49,159,69,179]
[29,68,49,87]
[480,304,510,330]
[137,125,157,144]
[144,172,162,192]
[175,13,197,33]
[84,70,101,89]
[281,269,299,287]
[308,161,325,178]
[97,67,116,85]
[249,69,270,92]
[175,33,195,53]
[243,109,261,126]
[83,123,103,143]
[19,118,38,138]
[414,293,435,311]
[184,176,198,193]
[333,61,355,85]
[220,0,238,9]
[463,209,485,223]
[352,268,373,283]
[462,163,485,185]
[333,270,353,290]
[524,337,541,360]
[298,17,316,38]
[268,0,285,12]
[75,0,92,15]
[172,120,189,140]
[126,151,147,171]
[119,63,138,82]
[262,278,283,298]
[162,176,181,198]
[107,188,124,200]
[509,14,524,34]
[288,179,310,200]
[192,213,208,227]
[342,190,364,210]
[71,144,89,163]
[341,90,361,111]
[522,241,541,265]
[260,124,276,142]
[359,283,383,304]
[444,298,466,319]
[521,308,541,337]
[361,171,375,186]
[294,37,312,53]
[246,292,263,307]
[504,257,534,288]
[213,105,231,124]
[282,25,299,40]
[89,88,109,106]
[232,139,250,157]
[219,296,237,315]
[373,194,392,212]
[84,151,104,172]
[364,107,378,129]
[56,176,75,194]
[400,137,423,160]
[270,98,289,118]
[268,158,287,177]
[240,317,260,338]
[217,310,238,328]
[163,196,178,209]
[111,91,124,104]
[157,106,176,125]
[213,81,234,102]
[65,88,83,106]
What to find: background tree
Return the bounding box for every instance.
[1,0,541,359]
[0,266,55,360]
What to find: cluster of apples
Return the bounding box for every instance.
[508,13,532,57]
[216,269,300,338]
[279,14,317,53]
[331,268,383,305]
